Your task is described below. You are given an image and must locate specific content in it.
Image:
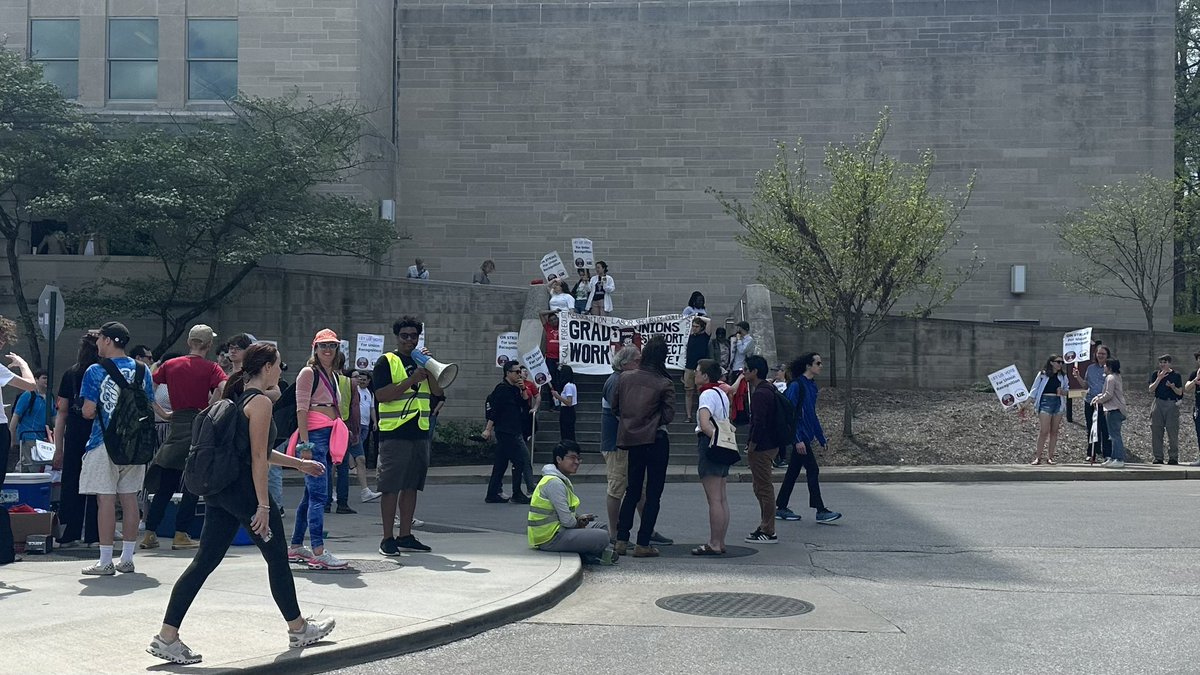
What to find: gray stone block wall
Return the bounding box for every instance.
[395,0,1174,330]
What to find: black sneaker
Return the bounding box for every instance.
[1153,459,1164,464]
[744,529,778,544]
[510,492,531,504]
[396,534,431,552]
[323,504,332,513]
[378,537,401,557]
[1168,459,1179,465]
[649,531,674,545]
[336,504,357,514]
[485,494,508,504]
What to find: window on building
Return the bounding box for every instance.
[188,19,238,101]
[29,19,79,98]
[108,18,158,100]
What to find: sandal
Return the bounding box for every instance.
[691,544,725,556]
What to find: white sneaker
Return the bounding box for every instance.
[307,551,349,570]
[360,488,382,503]
[82,562,114,576]
[395,514,425,528]
[1100,459,1113,466]
[148,635,202,664]
[114,559,135,574]
[1107,460,1125,469]
[288,616,336,648]
[287,545,316,565]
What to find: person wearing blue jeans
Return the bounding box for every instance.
[1092,358,1128,469]
[1107,410,1126,463]
[289,427,343,567]
[335,424,381,512]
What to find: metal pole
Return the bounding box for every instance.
[45,291,56,435]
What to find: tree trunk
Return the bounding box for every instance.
[1145,308,1156,368]
[842,324,856,438]
[827,331,837,387]
[151,261,259,355]
[5,233,42,368]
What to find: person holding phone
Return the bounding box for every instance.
[728,321,755,383]
[149,342,334,665]
[527,441,615,565]
[587,261,616,316]
[1147,353,1183,464]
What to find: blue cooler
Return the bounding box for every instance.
[2,473,52,510]
[233,527,254,546]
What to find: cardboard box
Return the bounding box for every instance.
[10,512,56,553]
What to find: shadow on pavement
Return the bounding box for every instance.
[400,553,491,574]
[78,572,162,596]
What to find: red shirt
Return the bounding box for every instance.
[543,321,560,360]
[523,380,538,404]
[153,355,227,411]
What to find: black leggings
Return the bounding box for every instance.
[145,467,198,534]
[163,472,300,628]
[559,406,576,441]
[58,425,98,543]
[776,445,825,512]
[617,430,670,547]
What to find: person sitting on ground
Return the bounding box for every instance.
[528,440,617,565]
[406,258,429,280]
[473,259,495,284]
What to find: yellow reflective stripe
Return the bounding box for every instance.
[528,506,556,516]
[527,516,558,527]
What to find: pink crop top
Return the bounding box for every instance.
[296,367,339,410]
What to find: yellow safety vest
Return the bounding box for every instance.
[337,373,352,421]
[378,352,431,431]
[528,474,578,548]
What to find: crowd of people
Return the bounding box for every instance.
[1026,338,1200,469]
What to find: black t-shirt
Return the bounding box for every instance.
[372,350,429,440]
[57,364,93,442]
[685,333,710,370]
[1148,370,1184,401]
[234,389,277,460]
[1191,370,1200,406]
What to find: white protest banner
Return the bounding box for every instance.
[1061,327,1092,364]
[539,251,569,283]
[558,312,689,376]
[571,238,594,269]
[355,333,385,370]
[521,348,552,387]
[339,339,350,360]
[496,332,519,368]
[988,364,1031,410]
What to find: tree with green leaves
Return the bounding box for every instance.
[711,111,977,438]
[1174,0,1200,315]
[31,94,397,355]
[1056,174,1192,362]
[0,45,93,367]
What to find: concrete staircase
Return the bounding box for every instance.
[531,373,743,465]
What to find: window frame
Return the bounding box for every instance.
[186,18,238,102]
[107,17,160,101]
[28,19,80,99]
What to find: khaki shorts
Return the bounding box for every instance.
[79,445,146,495]
[603,448,629,499]
[683,368,697,392]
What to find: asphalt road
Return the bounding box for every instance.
[321,479,1200,675]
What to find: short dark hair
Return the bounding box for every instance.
[745,355,769,379]
[227,333,254,350]
[1193,350,1200,360]
[1159,354,1173,363]
[393,316,422,336]
[553,440,581,463]
[558,364,574,384]
[736,320,750,332]
[1107,358,1122,374]
[790,352,820,380]
[697,358,721,383]
[130,344,153,360]
[33,368,47,379]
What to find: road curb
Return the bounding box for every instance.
[231,555,582,675]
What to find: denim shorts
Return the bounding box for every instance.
[1037,395,1064,416]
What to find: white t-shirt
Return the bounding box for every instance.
[358,386,374,427]
[561,382,577,407]
[695,387,730,434]
[549,292,573,313]
[0,366,14,424]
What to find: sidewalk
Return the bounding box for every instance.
[1,504,579,674]
[400,462,1200,484]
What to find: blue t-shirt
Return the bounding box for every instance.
[13,391,55,441]
[80,357,156,452]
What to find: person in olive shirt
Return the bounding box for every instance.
[482,362,535,504]
[1148,354,1183,464]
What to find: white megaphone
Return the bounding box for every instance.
[412,350,458,389]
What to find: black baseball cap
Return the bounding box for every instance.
[99,321,130,348]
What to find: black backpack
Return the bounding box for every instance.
[98,359,158,466]
[271,376,320,445]
[183,391,261,497]
[771,387,798,451]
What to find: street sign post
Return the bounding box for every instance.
[37,285,64,434]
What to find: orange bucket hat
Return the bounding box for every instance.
[312,328,339,347]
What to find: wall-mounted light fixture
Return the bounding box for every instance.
[1010,264,1026,295]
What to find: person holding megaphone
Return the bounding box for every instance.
[374,316,445,557]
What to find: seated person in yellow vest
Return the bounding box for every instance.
[528,441,617,565]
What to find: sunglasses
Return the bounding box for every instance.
[316,342,339,350]
[398,332,420,341]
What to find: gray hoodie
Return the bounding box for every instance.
[538,463,578,528]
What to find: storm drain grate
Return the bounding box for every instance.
[655,592,814,619]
